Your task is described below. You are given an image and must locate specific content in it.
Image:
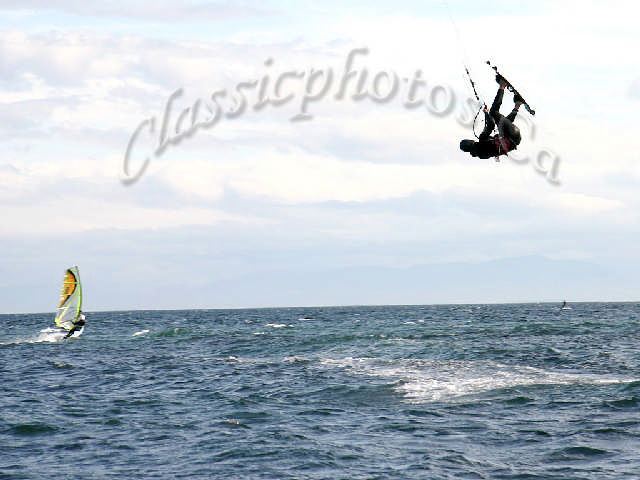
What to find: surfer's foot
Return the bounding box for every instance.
[513,93,524,104]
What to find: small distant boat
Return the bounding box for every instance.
[561,300,572,311]
[52,266,85,338]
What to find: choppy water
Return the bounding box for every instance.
[2,303,639,479]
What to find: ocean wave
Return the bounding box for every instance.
[0,328,68,345]
[548,445,611,461]
[155,327,190,337]
[5,422,59,436]
[321,357,639,403]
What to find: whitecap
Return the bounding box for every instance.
[321,357,639,403]
[283,355,308,363]
[32,328,66,343]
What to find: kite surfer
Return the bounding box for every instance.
[459,75,523,159]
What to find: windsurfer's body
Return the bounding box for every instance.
[460,77,523,159]
[64,312,86,339]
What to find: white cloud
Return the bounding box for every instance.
[0,0,272,22]
[0,200,226,235]
[0,4,639,280]
[630,78,640,100]
[546,192,625,215]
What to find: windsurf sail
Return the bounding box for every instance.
[54,266,82,331]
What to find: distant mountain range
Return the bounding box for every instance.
[182,255,638,309]
[3,256,637,314]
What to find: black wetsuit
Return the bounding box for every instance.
[461,87,521,159]
[64,319,85,339]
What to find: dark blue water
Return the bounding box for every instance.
[1,303,639,479]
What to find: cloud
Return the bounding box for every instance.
[629,78,640,99]
[547,192,624,215]
[1,4,639,313]
[0,0,272,22]
[0,163,20,174]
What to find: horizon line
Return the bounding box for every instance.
[3,299,639,316]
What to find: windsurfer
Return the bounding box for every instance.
[64,312,86,339]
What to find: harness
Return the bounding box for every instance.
[494,136,513,155]
[491,135,518,161]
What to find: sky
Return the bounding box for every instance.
[1,0,639,313]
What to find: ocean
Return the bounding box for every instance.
[1,303,639,479]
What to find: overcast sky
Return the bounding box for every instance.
[1,1,639,313]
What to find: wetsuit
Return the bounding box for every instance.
[64,318,86,339]
[460,87,521,159]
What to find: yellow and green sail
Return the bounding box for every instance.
[54,266,82,331]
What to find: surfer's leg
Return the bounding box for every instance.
[500,100,523,145]
[496,115,521,146]
[495,115,517,140]
[506,101,522,123]
[478,111,495,142]
[488,86,516,139]
[489,86,505,120]
[489,86,512,140]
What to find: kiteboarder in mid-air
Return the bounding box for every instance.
[460,75,524,159]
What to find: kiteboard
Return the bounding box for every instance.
[487,61,536,116]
